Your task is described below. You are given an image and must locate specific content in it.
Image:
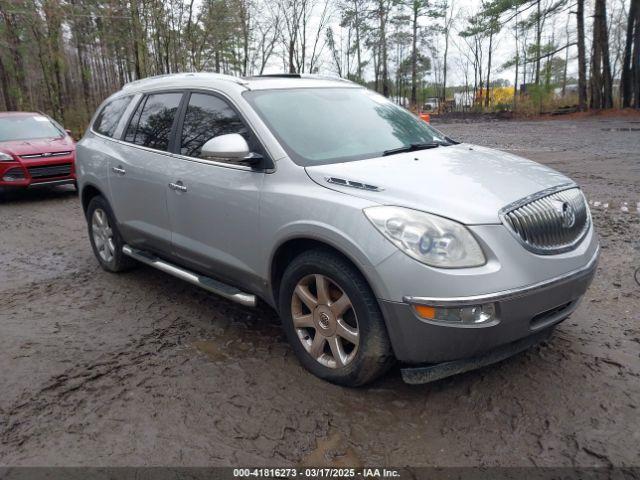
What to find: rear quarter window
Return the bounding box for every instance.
[93,96,133,138]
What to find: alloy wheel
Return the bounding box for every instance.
[291,274,359,368]
[91,208,116,263]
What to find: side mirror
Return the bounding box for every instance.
[201,133,262,165]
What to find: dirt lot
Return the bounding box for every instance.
[1,116,639,467]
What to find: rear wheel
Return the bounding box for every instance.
[279,249,394,386]
[86,195,135,273]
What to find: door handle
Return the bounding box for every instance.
[168,181,187,193]
[112,166,126,175]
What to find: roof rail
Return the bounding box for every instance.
[122,72,248,91]
[300,73,355,84]
[250,73,302,78]
[245,73,355,85]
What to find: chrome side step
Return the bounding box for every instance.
[122,245,257,307]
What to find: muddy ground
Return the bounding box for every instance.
[1,116,639,467]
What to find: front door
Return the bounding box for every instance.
[108,92,184,252]
[165,92,266,291]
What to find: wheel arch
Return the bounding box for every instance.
[268,235,383,309]
[80,183,104,215]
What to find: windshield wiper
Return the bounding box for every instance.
[382,142,440,157]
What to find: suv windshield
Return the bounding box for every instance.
[0,115,63,142]
[244,87,451,165]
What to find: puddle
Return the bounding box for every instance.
[299,432,363,467]
[192,340,229,362]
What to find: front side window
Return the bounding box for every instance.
[93,96,132,137]
[124,93,182,151]
[244,87,449,165]
[180,93,256,158]
[0,115,63,142]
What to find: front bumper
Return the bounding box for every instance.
[0,177,76,189]
[379,248,598,366]
[0,156,76,188]
[400,327,553,384]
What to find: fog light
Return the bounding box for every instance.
[412,303,496,325]
[2,168,25,182]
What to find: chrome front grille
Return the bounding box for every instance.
[27,163,72,179]
[20,151,72,159]
[500,186,590,254]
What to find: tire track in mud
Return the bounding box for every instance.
[0,264,336,465]
[1,312,192,449]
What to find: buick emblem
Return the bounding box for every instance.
[554,201,576,228]
[318,312,331,329]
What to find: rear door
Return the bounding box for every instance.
[108,92,184,252]
[165,91,268,291]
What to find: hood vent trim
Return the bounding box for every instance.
[325,176,383,192]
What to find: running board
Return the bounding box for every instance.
[122,245,257,307]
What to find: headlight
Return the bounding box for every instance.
[364,206,486,268]
[0,152,14,162]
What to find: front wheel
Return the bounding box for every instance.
[278,249,394,386]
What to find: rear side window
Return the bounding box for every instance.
[180,93,257,158]
[124,93,182,151]
[93,96,132,137]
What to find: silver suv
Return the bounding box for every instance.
[77,73,598,386]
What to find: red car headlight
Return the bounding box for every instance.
[0,151,15,162]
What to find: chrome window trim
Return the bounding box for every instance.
[88,130,264,173]
[404,246,599,307]
[90,87,277,173]
[498,183,591,255]
[168,152,261,172]
[89,129,175,159]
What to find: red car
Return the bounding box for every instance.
[0,112,76,191]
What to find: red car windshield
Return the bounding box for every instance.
[0,115,63,142]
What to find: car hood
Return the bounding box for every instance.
[304,144,573,224]
[0,136,74,157]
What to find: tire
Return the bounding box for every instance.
[278,249,394,387]
[86,195,136,273]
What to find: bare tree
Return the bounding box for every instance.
[576,0,588,110]
[441,0,456,105]
[375,0,394,96]
[621,0,640,107]
[590,0,614,108]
